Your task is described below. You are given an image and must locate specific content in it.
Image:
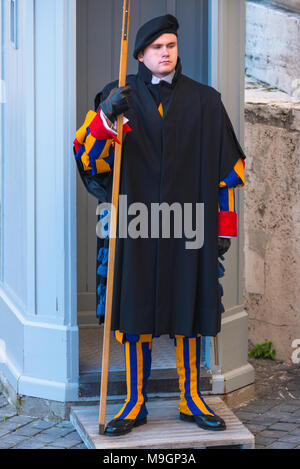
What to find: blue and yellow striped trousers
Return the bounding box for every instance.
[111,333,214,421]
[112,336,152,421]
[173,335,215,417]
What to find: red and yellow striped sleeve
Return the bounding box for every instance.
[218,158,245,237]
[73,109,131,176]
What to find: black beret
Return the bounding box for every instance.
[133,14,179,59]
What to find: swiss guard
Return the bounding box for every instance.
[73,15,246,436]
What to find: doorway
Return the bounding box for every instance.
[76,0,211,399]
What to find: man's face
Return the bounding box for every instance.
[137,33,178,78]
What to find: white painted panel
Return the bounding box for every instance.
[33,0,77,323]
[0,0,79,400]
[0,0,4,276]
[24,0,36,316]
[2,0,27,307]
[34,0,58,317]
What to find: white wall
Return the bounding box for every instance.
[0,0,78,402]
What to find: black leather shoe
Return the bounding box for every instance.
[104,417,147,436]
[180,412,226,431]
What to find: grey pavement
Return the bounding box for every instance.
[0,357,300,449]
[0,401,87,449]
[232,358,300,449]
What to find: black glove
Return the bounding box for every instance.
[218,237,231,257]
[100,85,131,123]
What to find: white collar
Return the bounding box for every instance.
[151,69,176,85]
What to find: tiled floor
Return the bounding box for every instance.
[79,327,177,373]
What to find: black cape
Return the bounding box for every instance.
[77,59,246,337]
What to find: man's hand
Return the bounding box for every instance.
[218,238,231,257]
[100,85,131,124]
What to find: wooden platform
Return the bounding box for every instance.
[70,397,255,449]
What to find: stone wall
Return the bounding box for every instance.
[271,0,300,12]
[244,77,300,362]
[246,1,300,98]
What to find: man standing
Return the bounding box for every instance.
[74,15,246,436]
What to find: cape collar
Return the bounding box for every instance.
[137,57,182,87]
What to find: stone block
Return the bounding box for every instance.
[246,1,300,97]
[244,77,300,362]
[272,0,300,13]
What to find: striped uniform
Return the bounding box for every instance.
[73,101,245,421]
[110,333,216,421]
[73,104,245,237]
[112,336,152,421]
[174,335,215,417]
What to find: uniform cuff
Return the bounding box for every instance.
[218,211,237,237]
[89,110,118,141]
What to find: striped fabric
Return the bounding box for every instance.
[114,331,153,345]
[219,186,235,212]
[219,157,245,188]
[73,109,131,176]
[218,157,245,237]
[174,335,215,417]
[112,339,152,421]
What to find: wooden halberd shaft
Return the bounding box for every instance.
[99,0,131,435]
